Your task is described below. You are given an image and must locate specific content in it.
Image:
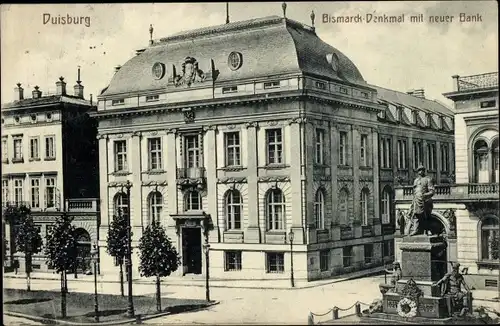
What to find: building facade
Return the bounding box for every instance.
[1,75,99,272]
[395,72,499,290]
[93,15,454,281]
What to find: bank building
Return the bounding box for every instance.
[93,12,455,282]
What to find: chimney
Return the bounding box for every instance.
[452,75,460,92]
[74,66,84,98]
[56,76,67,95]
[407,88,425,99]
[32,85,42,98]
[14,83,24,100]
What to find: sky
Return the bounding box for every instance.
[1,1,498,107]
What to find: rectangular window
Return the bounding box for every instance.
[380,138,392,168]
[13,138,23,160]
[2,138,7,162]
[383,240,394,260]
[30,137,39,159]
[2,179,9,204]
[266,129,283,165]
[360,134,368,166]
[45,177,56,208]
[340,87,348,94]
[222,86,238,94]
[480,100,496,108]
[342,246,353,268]
[315,129,325,164]
[225,132,241,167]
[397,139,407,169]
[320,250,329,272]
[427,143,436,171]
[360,91,369,99]
[266,252,285,273]
[114,140,127,171]
[145,95,159,102]
[364,244,373,264]
[441,144,449,172]
[263,81,280,89]
[315,81,326,90]
[14,179,23,204]
[339,132,347,165]
[45,136,55,159]
[148,138,162,170]
[224,251,242,271]
[112,99,125,105]
[184,135,200,168]
[30,178,40,209]
[413,140,423,169]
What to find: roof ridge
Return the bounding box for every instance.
[370,83,445,105]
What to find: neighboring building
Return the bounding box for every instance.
[1,74,99,272]
[395,72,499,290]
[93,15,454,282]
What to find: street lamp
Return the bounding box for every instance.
[124,180,135,318]
[91,243,99,322]
[202,238,211,302]
[289,230,295,288]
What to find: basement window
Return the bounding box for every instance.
[315,81,326,90]
[146,95,159,102]
[222,86,238,94]
[264,81,280,89]
[112,99,125,106]
[480,100,496,108]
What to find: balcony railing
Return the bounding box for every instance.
[65,198,100,212]
[176,167,206,179]
[2,201,31,209]
[395,183,499,202]
[458,72,498,91]
[340,226,354,240]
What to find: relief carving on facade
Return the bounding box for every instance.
[313,175,332,182]
[183,109,195,123]
[245,121,258,129]
[338,175,354,182]
[268,120,279,126]
[108,181,132,188]
[218,176,247,184]
[442,208,456,232]
[288,116,307,125]
[202,125,217,132]
[141,180,167,186]
[166,128,178,135]
[173,56,206,87]
[258,176,290,183]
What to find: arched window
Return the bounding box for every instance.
[114,192,128,216]
[474,139,489,183]
[339,188,349,225]
[360,188,369,226]
[492,138,499,183]
[148,191,163,224]
[315,189,325,229]
[480,217,499,261]
[185,190,201,211]
[381,187,392,224]
[266,188,285,231]
[226,190,242,230]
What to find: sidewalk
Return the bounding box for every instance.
[4,266,385,290]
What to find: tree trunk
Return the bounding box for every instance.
[61,270,67,318]
[156,275,161,312]
[119,262,124,297]
[26,252,31,291]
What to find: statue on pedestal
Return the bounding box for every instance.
[432,262,472,317]
[408,164,435,236]
[385,262,403,287]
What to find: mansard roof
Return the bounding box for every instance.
[2,95,91,111]
[100,16,366,97]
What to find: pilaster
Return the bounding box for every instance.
[372,128,380,222]
[422,139,428,168]
[408,135,414,182]
[352,126,361,224]
[245,121,260,243]
[130,132,142,232]
[436,140,441,183]
[203,125,219,242]
[166,129,178,224]
[330,122,339,225]
[305,119,316,243]
[98,135,109,227]
[289,118,305,244]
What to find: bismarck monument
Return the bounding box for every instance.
[362,165,497,324]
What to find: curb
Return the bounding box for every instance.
[4,301,220,325]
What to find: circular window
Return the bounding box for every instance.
[46,113,52,120]
[14,116,20,123]
[228,52,243,71]
[152,62,166,80]
[31,114,37,122]
[326,53,339,72]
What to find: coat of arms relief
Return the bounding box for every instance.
[169,56,217,87]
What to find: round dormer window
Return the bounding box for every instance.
[46,113,52,121]
[326,53,339,72]
[152,62,166,80]
[228,52,243,71]
[14,116,20,124]
[31,114,37,123]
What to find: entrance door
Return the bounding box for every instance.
[182,228,202,274]
[74,228,91,272]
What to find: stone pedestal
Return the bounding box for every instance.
[400,235,447,282]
